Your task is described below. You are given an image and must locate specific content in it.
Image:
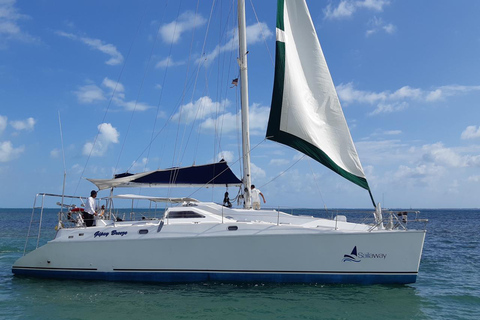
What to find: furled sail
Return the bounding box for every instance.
[88,160,242,190]
[267,0,371,192]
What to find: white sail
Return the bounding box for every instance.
[267,0,370,193]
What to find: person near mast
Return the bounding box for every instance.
[83,190,98,227]
[250,185,266,210]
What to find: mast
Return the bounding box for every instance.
[237,0,252,209]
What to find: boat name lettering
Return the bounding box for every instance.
[111,230,128,236]
[358,252,387,259]
[94,231,109,238]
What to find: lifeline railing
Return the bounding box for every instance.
[368,210,428,232]
[24,193,107,254]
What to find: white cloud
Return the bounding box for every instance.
[199,103,270,136]
[10,117,36,131]
[384,130,401,135]
[56,31,123,65]
[156,56,184,68]
[425,89,442,102]
[324,0,390,20]
[102,77,125,94]
[393,143,480,184]
[421,143,466,168]
[217,151,234,163]
[200,112,237,133]
[369,102,407,116]
[246,22,273,45]
[250,162,266,180]
[394,163,445,183]
[468,175,480,182]
[198,22,272,66]
[366,17,396,36]
[0,115,7,135]
[159,11,207,44]
[130,157,150,172]
[248,104,271,135]
[461,126,480,140]
[173,96,228,124]
[337,83,480,115]
[324,1,356,19]
[102,77,152,111]
[82,123,119,157]
[0,140,24,162]
[0,0,38,47]
[50,148,60,158]
[75,78,152,111]
[425,85,480,102]
[74,84,106,104]
[358,0,390,11]
[269,158,290,166]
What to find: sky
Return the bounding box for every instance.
[1,0,480,209]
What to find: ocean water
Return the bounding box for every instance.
[1,208,479,320]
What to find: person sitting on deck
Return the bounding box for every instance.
[223,192,232,208]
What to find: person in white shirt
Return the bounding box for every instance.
[83,190,98,227]
[250,185,265,210]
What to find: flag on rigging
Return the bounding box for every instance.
[230,78,238,88]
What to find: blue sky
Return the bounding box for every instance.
[1,0,480,209]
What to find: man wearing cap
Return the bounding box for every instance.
[83,190,98,227]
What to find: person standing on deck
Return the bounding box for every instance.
[83,190,98,227]
[251,185,266,210]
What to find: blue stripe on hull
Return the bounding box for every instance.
[12,268,417,284]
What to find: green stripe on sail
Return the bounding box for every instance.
[268,131,371,191]
[276,0,284,31]
[267,40,285,138]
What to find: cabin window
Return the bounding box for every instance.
[139,229,149,234]
[228,226,238,231]
[167,211,205,219]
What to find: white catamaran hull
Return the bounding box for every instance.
[13,0,428,285]
[13,220,425,284]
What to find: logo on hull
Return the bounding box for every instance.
[342,246,387,262]
[343,246,361,262]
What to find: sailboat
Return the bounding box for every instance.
[12,0,426,284]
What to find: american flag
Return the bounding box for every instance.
[231,78,238,87]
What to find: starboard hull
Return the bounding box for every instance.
[13,226,425,284]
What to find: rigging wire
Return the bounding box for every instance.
[145,0,172,172]
[171,0,216,170]
[71,5,149,200]
[214,0,237,159]
[115,0,180,175]
[185,1,236,165]
[307,157,329,217]
[171,0,205,167]
[58,111,67,212]
[249,0,275,67]
[259,154,307,190]
[167,0,216,198]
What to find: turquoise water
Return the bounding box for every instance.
[1,209,479,319]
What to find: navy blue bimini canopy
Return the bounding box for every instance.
[87,160,242,190]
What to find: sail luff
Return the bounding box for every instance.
[267,0,372,193]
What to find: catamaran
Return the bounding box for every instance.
[12,0,427,284]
